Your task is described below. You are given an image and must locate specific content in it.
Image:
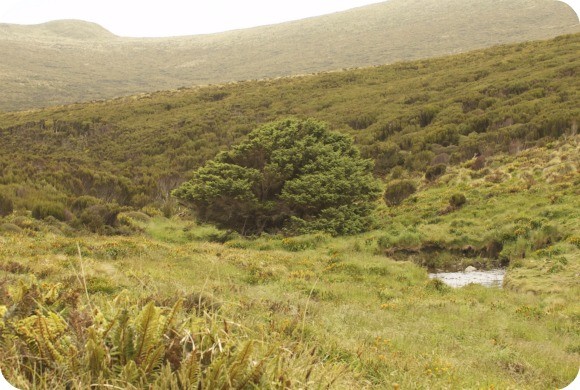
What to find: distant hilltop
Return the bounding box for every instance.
[0,0,578,112]
[0,19,117,40]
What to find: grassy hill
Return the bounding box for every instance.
[0,0,578,112]
[0,33,577,212]
[0,131,578,389]
[0,33,579,388]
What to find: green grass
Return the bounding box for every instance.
[1,136,578,388]
[0,25,578,388]
[1,222,577,388]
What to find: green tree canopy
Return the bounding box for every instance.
[173,118,381,235]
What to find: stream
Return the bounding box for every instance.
[428,268,506,288]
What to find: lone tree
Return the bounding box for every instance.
[173,118,381,235]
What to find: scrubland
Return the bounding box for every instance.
[1,135,578,388]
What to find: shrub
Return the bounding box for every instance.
[79,203,120,233]
[471,155,486,170]
[425,164,447,182]
[530,225,562,250]
[384,180,417,206]
[404,150,435,171]
[280,233,328,252]
[0,223,22,234]
[426,278,451,293]
[173,118,381,236]
[347,113,376,130]
[418,106,438,127]
[0,193,14,217]
[31,201,67,221]
[449,193,467,209]
[568,236,580,248]
[389,166,406,180]
[379,231,422,249]
[71,195,102,213]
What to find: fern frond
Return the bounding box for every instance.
[204,353,226,388]
[178,352,200,387]
[85,327,107,377]
[134,301,161,364]
[36,313,65,364]
[142,343,165,374]
[227,340,254,387]
[238,345,277,388]
[161,298,183,336]
[111,308,134,365]
[120,360,140,385]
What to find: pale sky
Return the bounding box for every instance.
[0,0,385,37]
[0,0,578,37]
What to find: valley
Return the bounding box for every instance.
[0,13,578,389]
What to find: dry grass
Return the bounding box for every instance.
[1,0,578,111]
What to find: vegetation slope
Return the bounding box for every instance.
[0,134,578,388]
[0,0,578,111]
[0,33,577,215]
[0,33,578,388]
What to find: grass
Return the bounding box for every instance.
[0,0,578,112]
[0,224,577,388]
[0,23,578,388]
[1,136,578,388]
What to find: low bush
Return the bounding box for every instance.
[471,155,486,170]
[0,193,13,217]
[71,195,102,213]
[530,224,562,250]
[389,166,406,180]
[425,164,447,182]
[31,201,67,221]
[378,231,422,249]
[0,223,21,234]
[280,233,329,252]
[79,203,121,233]
[449,193,467,209]
[384,180,417,206]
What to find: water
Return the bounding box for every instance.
[428,269,505,288]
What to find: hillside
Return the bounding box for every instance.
[1,134,579,387]
[0,33,577,212]
[0,32,579,388]
[0,0,578,112]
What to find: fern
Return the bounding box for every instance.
[85,327,107,377]
[160,298,183,336]
[226,340,254,387]
[14,311,71,368]
[111,308,135,365]
[0,279,331,388]
[134,301,161,365]
[178,351,200,387]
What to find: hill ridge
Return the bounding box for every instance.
[0,19,117,40]
[0,0,578,112]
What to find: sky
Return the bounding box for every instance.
[0,0,385,37]
[0,0,578,37]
